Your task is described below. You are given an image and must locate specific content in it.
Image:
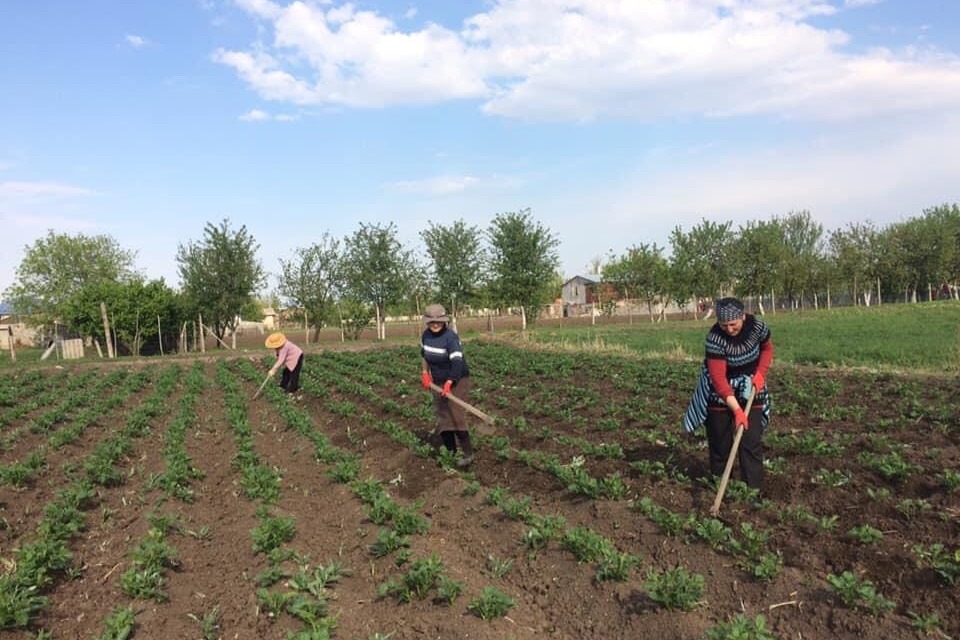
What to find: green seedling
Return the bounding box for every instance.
[96,605,136,640]
[826,571,895,615]
[644,565,704,611]
[468,586,515,620]
[848,525,884,544]
[703,614,778,640]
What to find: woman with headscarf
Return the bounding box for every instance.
[683,297,773,491]
[420,304,474,468]
[265,332,304,394]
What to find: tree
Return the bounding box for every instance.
[732,218,785,313]
[61,279,182,355]
[176,219,265,344]
[777,210,824,309]
[668,219,735,308]
[486,208,560,329]
[603,243,668,322]
[420,220,486,322]
[278,234,343,341]
[341,222,417,340]
[5,230,138,326]
[828,221,880,306]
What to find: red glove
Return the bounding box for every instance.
[752,372,766,392]
[441,380,454,396]
[421,371,432,390]
[733,407,748,430]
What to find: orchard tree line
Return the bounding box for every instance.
[4,204,958,353]
[2,210,559,352]
[604,204,960,320]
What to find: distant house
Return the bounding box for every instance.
[0,301,38,348]
[561,275,601,305]
[262,307,277,330]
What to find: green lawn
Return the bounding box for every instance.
[523,301,960,373]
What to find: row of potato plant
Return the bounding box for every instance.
[0,367,167,633]
[301,344,957,632]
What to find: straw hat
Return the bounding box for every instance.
[423,304,450,323]
[265,332,286,349]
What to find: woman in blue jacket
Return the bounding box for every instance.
[420,304,474,467]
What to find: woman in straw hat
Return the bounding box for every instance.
[265,332,304,394]
[683,297,774,492]
[420,304,474,468]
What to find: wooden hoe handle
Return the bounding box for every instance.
[709,387,757,517]
[428,382,496,435]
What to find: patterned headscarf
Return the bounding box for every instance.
[716,297,745,322]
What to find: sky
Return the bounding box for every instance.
[2,0,959,298]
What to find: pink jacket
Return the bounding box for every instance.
[274,341,303,372]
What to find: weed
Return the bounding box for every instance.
[896,498,932,521]
[912,543,960,585]
[120,567,166,601]
[251,511,296,555]
[595,550,639,582]
[744,552,782,582]
[908,611,943,634]
[562,527,615,563]
[694,518,732,551]
[96,605,136,640]
[848,525,884,544]
[812,468,851,487]
[941,469,960,493]
[369,529,410,559]
[468,586,515,620]
[702,614,778,640]
[435,576,464,605]
[188,605,221,640]
[379,555,444,603]
[485,555,513,579]
[0,576,48,628]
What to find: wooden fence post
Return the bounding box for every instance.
[6,327,14,362]
[100,302,115,358]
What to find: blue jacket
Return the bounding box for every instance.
[420,326,469,384]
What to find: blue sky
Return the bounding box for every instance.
[2,0,959,297]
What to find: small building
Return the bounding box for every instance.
[0,301,38,348]
[261,307,277,330]
[561,275,601,305]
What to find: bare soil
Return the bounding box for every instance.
[0,339,957,640]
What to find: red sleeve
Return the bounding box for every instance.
[706,358,734,398]
[757,339,774,376]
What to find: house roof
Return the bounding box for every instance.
[562,275,601,286]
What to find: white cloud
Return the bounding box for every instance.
[216,0,960,122]
[390,175,481,195]
[0,181,98,198]
[389,173,524,195]
[844,0,882,7]
[238,108,298,121]
[598,114,960,247]
[124,34,149,48]
[239,108,270,121]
